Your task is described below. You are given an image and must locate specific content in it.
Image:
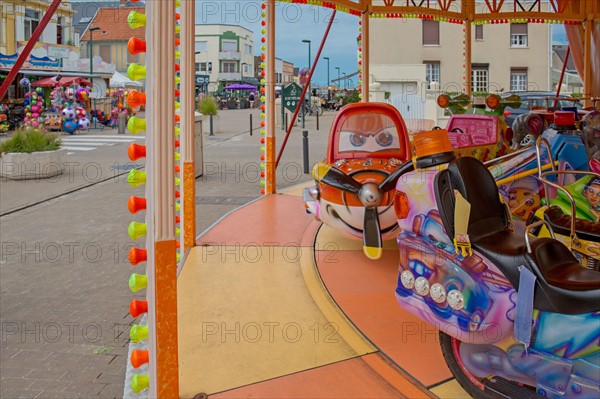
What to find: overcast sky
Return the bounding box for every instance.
[195,1,361,86]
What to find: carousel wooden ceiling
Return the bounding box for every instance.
[279,0,600,22]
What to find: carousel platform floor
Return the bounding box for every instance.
[177,183,470,398]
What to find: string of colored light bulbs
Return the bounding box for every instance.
[259,0,267,195]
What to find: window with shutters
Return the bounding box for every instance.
[221,40,237,52]
[221,61,237,73]
[471,67,488,93]
[510,68,528,91]
[475,25,483,41]
[99,45,111,63]
[422,20,440,46]
[510,24,528,47]
[24,9,40,40]
[425,62,440,89]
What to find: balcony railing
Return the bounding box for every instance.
[219,51,241,60]
[219,72,241,81]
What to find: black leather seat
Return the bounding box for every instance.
[434,157,600,315]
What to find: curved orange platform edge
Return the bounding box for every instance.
[178,190,469,398]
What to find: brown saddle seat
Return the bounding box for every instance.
[529,238,600,291]
[544,205,600,242]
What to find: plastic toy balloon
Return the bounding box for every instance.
[63,120,78,134]
[19,78,30,87]
[32,113,39,119]
[26,113,32,118]
[62,107,76,119]
[78,117,90,130]
[23,117,30,123]
[75,107,86,118]
[76,88,89,102]
[36,87,43,93]
[25,92,31,98]
[26,105,32,111]
[65,88,75,101]
[31,120,40,128]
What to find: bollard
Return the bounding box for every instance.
[249,113,253,136]
[316,109,319,131]
[285,112,288,131]
[302,130,309,174]
[302,101,306,129]
[209,114,214,136]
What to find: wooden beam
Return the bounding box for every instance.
[361,8,370,102]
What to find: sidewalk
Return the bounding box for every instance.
[0,106,337,398]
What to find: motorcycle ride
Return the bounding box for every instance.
[393,130,600,399]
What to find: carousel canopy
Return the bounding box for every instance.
[32,76,92,88]
[110,71,143,88]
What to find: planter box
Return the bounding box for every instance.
[0,148,66,180]
[226,102,238,110]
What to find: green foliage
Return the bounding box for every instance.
[571,92,584,98]
[198,96,218,116]
[342,90,360,105]
[384,91,391,100]
[0,129,61,154]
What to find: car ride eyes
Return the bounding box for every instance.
[350,133,367,147]
[349,131,394,147]
[375,131,393,147]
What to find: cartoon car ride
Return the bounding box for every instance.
[303,102,412,260]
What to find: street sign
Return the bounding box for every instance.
[195,75,210,86]
[282,82,302,113]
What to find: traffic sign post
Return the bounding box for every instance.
[282,83,302,113]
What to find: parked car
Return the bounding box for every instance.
[501,91,582,126]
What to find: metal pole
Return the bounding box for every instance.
[285,112,288,130]
[316,109,319,131]
[93,98,97,129]
[209,113,213,136]
[276,10,337,167]
[554,46,570,109]
[0,0,63,100]
[90,31,93,91]
[249,113,253,136]
[281,90,285,131]
[302,130,309,174]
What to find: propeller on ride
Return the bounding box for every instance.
[312,161,414,260]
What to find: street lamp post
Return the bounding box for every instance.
[335,66,340,86]
[323,56,330,100]
[342,72,347,90]
[88,27,100,128]
[301,39,311,128]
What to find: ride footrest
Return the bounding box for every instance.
[484,376,541,399]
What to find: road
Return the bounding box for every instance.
[0,108,334,398]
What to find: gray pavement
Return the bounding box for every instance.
[0,107,335,398]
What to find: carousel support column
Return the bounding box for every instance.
[464,21,472,97]
[181,0,196,250]
[147,1,179,398]
[361,8,370,102]
[583,17,593,109]
[266,0,276,194]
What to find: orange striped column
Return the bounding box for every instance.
[181,0,196,250]
[146,0,179,397]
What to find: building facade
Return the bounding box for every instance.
[369,16,551,99]
[194,24,255,92]
[79,5,145,75]
[0,0,76,55]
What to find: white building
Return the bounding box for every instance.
[0,0,77,55]
[194,24,255,93]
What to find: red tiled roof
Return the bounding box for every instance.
[80,7,145,42]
